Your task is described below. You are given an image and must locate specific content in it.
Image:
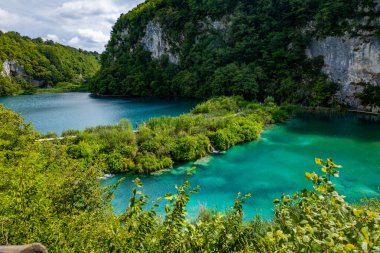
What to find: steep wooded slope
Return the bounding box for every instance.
[91,0,379,108]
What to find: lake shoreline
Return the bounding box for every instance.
[103,112,380,220]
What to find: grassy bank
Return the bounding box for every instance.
[19,82,89,95]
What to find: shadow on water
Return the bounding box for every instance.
[89,93,201,104]
[285,112,380,142]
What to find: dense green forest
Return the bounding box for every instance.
[0,31,100,96]
[90,0,378,106]
[0,104,379,252]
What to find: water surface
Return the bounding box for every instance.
[0,93,198,133]
[1,93,379,220]
[103,113,380,220]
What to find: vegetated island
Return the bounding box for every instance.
[43,96,291,174]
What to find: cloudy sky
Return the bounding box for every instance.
[0,0,144,52]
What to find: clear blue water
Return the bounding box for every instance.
[0,93,198,133]
[1,93,379,220]
[102,113,380,220]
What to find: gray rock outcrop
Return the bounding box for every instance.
[1,60,26,77]
[1,60,45,87]
[141,21,179,64]
[307,36,380,112]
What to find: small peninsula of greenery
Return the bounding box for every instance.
[56,96,289,174]
[0,31,100,96]
[0,103,379,252]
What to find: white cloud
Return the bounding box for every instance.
[77,29,108,43]
[58,0,121,18]
[0,8,36,30]
[52,0,141,51]
[68,36,80,46]
[0,0,145,52]
[0,8,12,20]
[45,34,60,42]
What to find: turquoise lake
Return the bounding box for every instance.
[103,113,380,220]
[0,92,198,133]
[1,93,379,220]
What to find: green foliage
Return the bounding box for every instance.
[171,134,211,161]
[0,105,36,157]
[91,0,376,105]
[135,153,174,174]
[267,158,380,252]
[309,77,339,106]
[357,82,380,109]
[0,31,100,96]
[65,97,288,174]
[0,75,21,96]
[0,105,117,252]
[0,105,379,252]
[210,63,259,99]
[33,82,88,94]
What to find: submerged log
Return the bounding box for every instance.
[0,243,47,253]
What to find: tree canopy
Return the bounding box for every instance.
[91,0,377,106]
[0,31,100,96]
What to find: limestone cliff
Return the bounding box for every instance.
[307,36,380,112]
[1,60,46,87]
[141,21,179,64]
[2,60,26,77]
[137,18,380,111]
[95,0,379,107]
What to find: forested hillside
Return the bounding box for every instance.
[90,0,378,106]
[0,31,100,96]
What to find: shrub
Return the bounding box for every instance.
[135,153,174,174]
[171,135,211,161]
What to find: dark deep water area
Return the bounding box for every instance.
[0,92,199,133]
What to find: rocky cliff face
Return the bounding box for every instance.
[141,21,179,64]
[2,60,26,77]
[138,18,380,111]
[1,60,45,87]
[307,36,380,112]
[99,0,379,104]
[139,18,230,64]
[116,18,229,65]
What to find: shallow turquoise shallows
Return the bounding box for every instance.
[0,93,198,133]
[102,113,380,220]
